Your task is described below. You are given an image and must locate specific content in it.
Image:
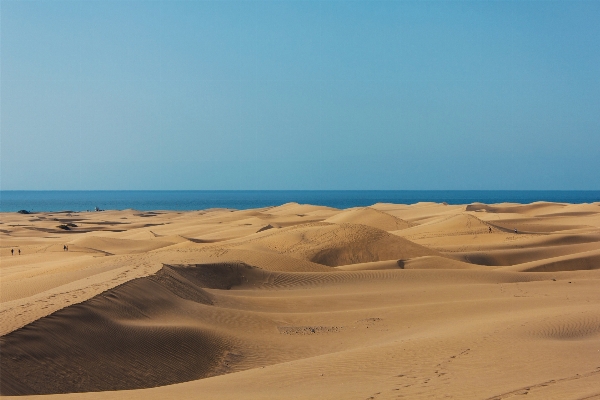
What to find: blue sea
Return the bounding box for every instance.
[1,191,598,213]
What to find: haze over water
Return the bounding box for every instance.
[1,190,599,212]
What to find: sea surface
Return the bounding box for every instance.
[1,191,599,213]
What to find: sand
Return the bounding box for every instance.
[1,202,599,399]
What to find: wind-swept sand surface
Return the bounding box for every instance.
[1,202,600,399]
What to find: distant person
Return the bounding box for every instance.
[488,227,492,233]
[18,249,21,255]
[63,245,67,251]
[11,248,14,256]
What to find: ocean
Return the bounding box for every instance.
[1,190,599,213]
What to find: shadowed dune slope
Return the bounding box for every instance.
[0,263,258,395]
[450,242,600,267]
[497,248,600,272]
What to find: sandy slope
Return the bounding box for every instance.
[1,202,600,399]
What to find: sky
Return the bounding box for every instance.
[1,0,599,190]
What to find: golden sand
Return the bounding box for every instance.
[1,202,600,399]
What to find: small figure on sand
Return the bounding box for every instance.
[63,245,67,251]
[66,245,69,251]
[18,249,21,255]
[489,226,492,233]
[11,248,14,256]
[514,228,518,234]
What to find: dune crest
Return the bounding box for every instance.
[324,207,413,231]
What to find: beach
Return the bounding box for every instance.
[1,201,600,399]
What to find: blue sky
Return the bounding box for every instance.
[1,1,599,190]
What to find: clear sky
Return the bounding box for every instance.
[1,1,599,190]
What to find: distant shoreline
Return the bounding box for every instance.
[2,190,599,213]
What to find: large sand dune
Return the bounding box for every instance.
[1,202,599,399]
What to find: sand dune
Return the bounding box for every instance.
[465,201,567,215]
[324,207,413,231]
[264,202,338,216]
[394,212,497,239]
[229,222,438,266]
[497,248,600,272]
[1,265,231,394]
[1,201,600,399]
[449,241,600,266]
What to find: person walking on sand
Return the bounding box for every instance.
[11,248,14,256]
[18,249,21,255]
[63,245,67,251]
[489,226,492,233]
